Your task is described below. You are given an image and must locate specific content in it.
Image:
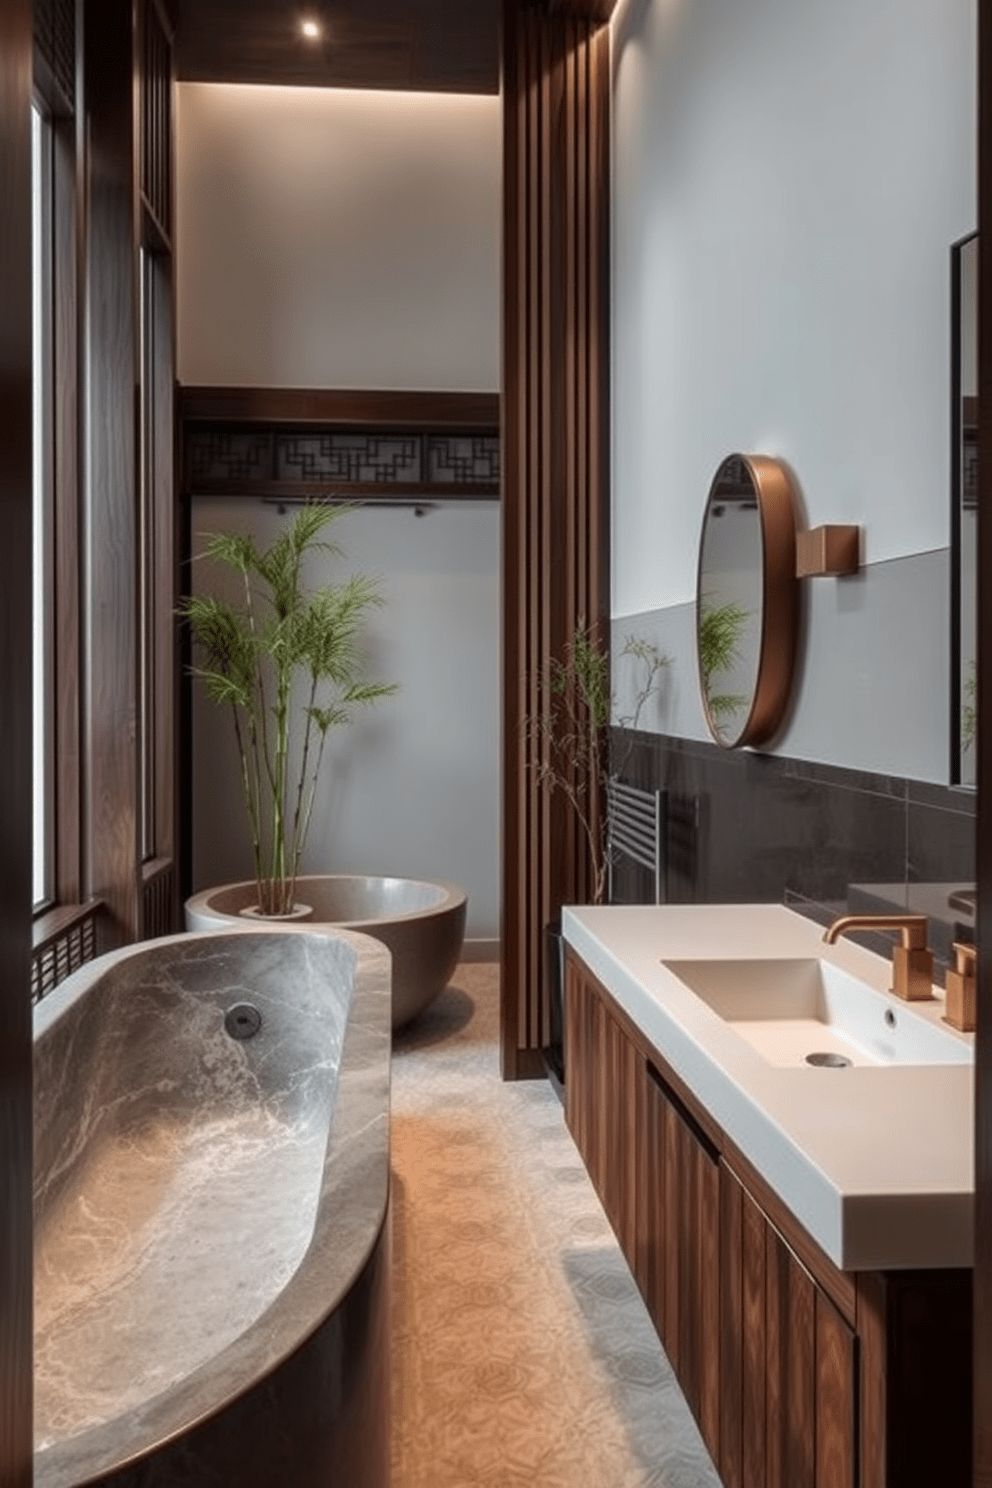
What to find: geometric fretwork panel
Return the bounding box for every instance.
[277,434,421,484]
[188,432,272,483]
[427,435,501,485]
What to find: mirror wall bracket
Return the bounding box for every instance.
[795,524,861,578]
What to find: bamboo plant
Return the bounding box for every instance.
[530,622,669,905]
[181,505,396,917]
[698,596,751,727]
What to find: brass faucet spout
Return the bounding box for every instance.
[822,913,933,1001]
[823,913,929,951]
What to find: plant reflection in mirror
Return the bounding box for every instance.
[528,621,670,905]
[180,505,397,917]
[698,596,751,727]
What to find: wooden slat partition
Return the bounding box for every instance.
[501,0,611,1077]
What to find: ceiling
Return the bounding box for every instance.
[174,0,501,94]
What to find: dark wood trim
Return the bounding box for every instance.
[32,897,103,953]
[53,105,82,904]
[500,2,611,1078]
[186,480,499,503]
[0,0,36,1475]
[546,0,619,23]
[179,385,500,432]
[509,1045,548,1079]
[977,0,992,1474]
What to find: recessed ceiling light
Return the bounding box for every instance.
[300,17,321,41]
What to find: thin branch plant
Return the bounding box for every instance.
[180,504,397,917]
[530,621,670,906]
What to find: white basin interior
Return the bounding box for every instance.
[662,957,972,1069]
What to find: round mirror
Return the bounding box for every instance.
[696,453,799,748]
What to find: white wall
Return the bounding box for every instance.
[177,86,501,940]
[610,0,976,780]
[176,84,500,390]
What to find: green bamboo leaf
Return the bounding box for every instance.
[181,506,397,912]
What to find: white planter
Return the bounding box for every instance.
[185,875,467,1030]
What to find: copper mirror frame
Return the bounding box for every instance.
[695,453,799,750]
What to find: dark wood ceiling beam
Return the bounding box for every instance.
[179,385,499,432]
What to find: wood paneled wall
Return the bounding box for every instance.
[83,0,139,944]
[0,0,36,1476]
[81,0,177,949]
[501,0,611,1079]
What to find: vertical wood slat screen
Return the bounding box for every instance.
[502,1,611,1077]
[34,0,76,114]
[140,0,172,242]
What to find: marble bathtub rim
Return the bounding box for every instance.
[33,925,392,1488]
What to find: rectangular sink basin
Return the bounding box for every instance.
[662,957,972,1069]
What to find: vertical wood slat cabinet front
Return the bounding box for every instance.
[720,1164,856,1488]
[815,1290,857,1488]
[645,1061,720,1465]
[766,1223,816,1488]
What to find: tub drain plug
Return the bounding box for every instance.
[225,1003,262,1040]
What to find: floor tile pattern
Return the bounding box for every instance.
[389,963,722,1487]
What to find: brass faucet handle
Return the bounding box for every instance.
[953,941,977,976]
[945,941,977,1033]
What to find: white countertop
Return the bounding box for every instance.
[562,903,974,1272]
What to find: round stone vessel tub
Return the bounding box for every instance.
[33,928,391,1488]
[185,874,467,1029]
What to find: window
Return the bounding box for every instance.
[32,103,55,910]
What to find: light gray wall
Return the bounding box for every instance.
[176,84,500,391]
[190,500,500,942]
[610,0,976,782]
[614,550,949,780]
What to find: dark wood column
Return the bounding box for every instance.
[501,0,612,1078]
[976,0,992,1477]
[0,0,36,1476]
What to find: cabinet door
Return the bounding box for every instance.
[766,1222,816,1488]
[721,1164,856,1488]
[645,1059,720,1464]
[566,954,645,1259]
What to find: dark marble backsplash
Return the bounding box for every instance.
[609,728,976,975]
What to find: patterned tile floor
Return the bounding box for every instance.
[389,962,722,1487]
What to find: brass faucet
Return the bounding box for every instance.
[822,914,934,1002]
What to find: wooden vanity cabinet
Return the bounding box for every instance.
[563,948,971,1488]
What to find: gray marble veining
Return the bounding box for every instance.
[33,927,391,1488]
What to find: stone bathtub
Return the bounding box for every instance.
[33,928,391,1488]
[185,874,467,1029]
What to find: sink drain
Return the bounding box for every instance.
[225,1003,262,1040]
[805,1050,851,1068]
